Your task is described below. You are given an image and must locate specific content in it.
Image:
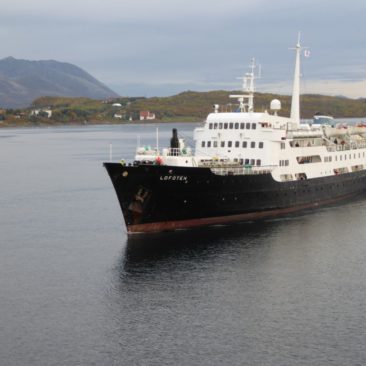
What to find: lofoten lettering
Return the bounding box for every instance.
[159,175,188,182]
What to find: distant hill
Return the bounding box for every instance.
[121,91,366,120]
[0,57,119,108]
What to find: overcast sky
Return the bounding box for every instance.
[1,0,366,98]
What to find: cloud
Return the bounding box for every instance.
[259,78,366,99]
[1,0,366,98]
[303,79,366,99]
[2,0,265,22]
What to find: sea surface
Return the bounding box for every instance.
[1,123,366,366]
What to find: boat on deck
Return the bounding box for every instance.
[313,113,334,124]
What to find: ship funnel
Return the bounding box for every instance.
[170,128,179,149]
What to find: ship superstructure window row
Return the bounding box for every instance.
[296,155,322,164]
[208,123,257,130]
[201,140,264,149]
[244,159,261,166]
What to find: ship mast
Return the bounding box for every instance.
[230,58,257,113]
[290,33,303,125]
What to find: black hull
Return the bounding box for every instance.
[103,162,366,233]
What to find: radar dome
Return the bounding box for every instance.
[270,99,281,111]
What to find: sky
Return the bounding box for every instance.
[1,0,366,98]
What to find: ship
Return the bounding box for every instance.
[104,37,366,233]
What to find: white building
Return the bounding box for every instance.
[30,109,52,118]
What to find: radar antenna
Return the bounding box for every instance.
[229,58,260,113]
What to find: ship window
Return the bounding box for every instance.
[340,155,342,160]
[256,159,261,166]
[242,141,247,148]
[219,123,223,129]
[250,159,255,165]
[221,141,225,147]
[224,123,228,129]
[213,141,218,147]
[245,159,250,165]
[228,141,232,147]
[246,123,251,129]
[201,141,206,147]
[207,141,211,147]
[281,142,286,149]
[229,123,234,129]
[235,141,240,147]
[296,155,321,164]
[345,155,347,160]
[214,123,218,129]
[235,123,239,129]
[329,156,332,162]
[209,123,213,129]
[240,123,245,129]
[252,123,256,129]
[259,142,264,148]
[251,141,255,148]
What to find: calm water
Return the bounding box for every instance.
[1,123,366,366]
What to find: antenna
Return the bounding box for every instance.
[229,58,259,113]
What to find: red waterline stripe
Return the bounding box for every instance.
[127,193,355,233]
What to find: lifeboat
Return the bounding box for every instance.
[348,125,366,135]
[323,125,348,138]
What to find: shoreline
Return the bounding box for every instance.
[0,119,202,129]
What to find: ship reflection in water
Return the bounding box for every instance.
[107,200,366,366]
[118,191,366,276]
[121,221,275,269]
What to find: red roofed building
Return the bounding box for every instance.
[139,111,156,120]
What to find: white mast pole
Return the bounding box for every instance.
[290,33,302,125]
[248,58,255,112]
[109,143,113,162]
[156,126,159,154]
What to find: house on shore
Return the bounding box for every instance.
[139,111,155,120]
[30,108,52,118]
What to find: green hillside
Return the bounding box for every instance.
[126,91,366,120]
[1,91,366,127]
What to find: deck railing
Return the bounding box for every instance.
[326,142,366,152]
[210,166,274,176]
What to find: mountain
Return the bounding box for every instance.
[0,57,119,108]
